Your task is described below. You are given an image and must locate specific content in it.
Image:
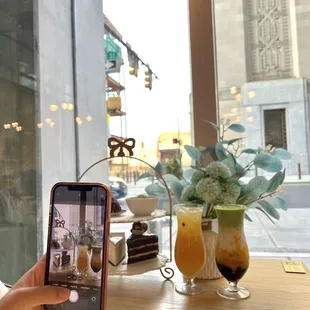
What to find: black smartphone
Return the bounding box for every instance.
[44,182,111,310]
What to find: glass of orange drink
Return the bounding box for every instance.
[174,204,207,295]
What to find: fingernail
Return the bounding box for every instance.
[58,288,70,300]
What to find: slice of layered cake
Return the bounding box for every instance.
[127,222,159,264]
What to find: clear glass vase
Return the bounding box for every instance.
[214,205,251,300]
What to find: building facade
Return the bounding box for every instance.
[0,0,108,284]
[214,0,310,176]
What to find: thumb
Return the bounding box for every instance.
[0,286,70,309]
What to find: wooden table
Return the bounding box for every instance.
[107,259,309,310]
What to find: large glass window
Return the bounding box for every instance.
[214,0,310,265]
[0,0,107,285]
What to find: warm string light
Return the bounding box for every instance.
[37,123,43,129]
[248,91,256,99]
[246,106,253,113]
[45,118,52,124]
[76,117,82,125]
[235,94,242,102]
[231,108,238,114]
[86,115,92,122]
[230,86,237,95]
[49,104,58,112]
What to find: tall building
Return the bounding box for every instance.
[0,0,108,284]
[214,0,310,175]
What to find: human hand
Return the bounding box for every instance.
[0,254,70,310]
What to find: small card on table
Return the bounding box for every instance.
[281,260,307,274]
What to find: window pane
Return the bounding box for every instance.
[264,109,287,149]
[214,0,310,261]
[0,0,107,285]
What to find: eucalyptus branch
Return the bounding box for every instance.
[233,143,241,157]
[245,191,277,206]
[237,161,255,179]
[220,124,226,142]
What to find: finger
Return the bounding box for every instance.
[1,286,70,309]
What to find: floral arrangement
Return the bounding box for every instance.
[76,221,101,250]
[140,120,291,223]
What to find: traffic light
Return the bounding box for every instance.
[129,63,138,77]
[145,69,153,90]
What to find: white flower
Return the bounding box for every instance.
[180,185,197,202]
[191,170,205,185]
[196,178,222,204]
[219,179,241,204]
[205,161,231,179]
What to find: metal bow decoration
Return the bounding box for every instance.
[108,137,136,157]
[55,218,65,228]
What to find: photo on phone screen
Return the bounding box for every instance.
[44,183,110,310]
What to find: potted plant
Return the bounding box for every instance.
[138,119,291,279]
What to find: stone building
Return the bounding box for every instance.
[215,0,310,176]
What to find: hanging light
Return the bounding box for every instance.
[61,103,68,110]
[235,94,242,102]
[68,103,74,111]
[248,91,256,99]
[49,104,58,112]
[230,86,237,95]
[37,123,43,129]
[86,115,92,122]
[45,118,52,124]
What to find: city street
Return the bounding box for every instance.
[116,180,310,269]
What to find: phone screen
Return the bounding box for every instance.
[44,183,110,310]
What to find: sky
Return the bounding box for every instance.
[103,0,192,147]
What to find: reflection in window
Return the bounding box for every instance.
[264,109,287,149]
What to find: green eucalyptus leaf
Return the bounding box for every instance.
[256,206,275,225]
[254,154,283,172]
[204,120,220,131]
[145,183,166,197]
[170,181,185,201]
[277,197,289,211]
[222,153,236,173]
[137,172,154,181]
[241,148,258,155]
[280,169,286,183]
[245,213,253,222]
[271,148,291,160]
[162,174,181,184]
[242,176,269,201]
[257,200,280,220]
[227,123,246,133]
[202,146,218,161]
[266,172,284,193]
[235,163,244,174]
[215,142,227,161]
[184,145,201,163]
[155,162,163,175]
